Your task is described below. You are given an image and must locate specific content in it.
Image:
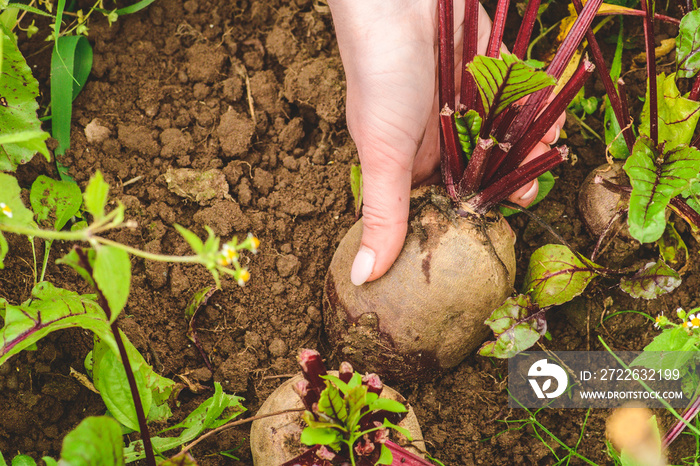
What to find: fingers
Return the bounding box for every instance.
[507,141,551,207]
[540,111,566,145]
[350,148,413,286]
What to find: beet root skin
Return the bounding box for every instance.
[578,161,632,240]
[324,187,516,382]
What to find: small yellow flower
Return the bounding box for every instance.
[0,203,13,219]
[654,313,667,329]
[688,314,700,329]
[219,244,238,266]
[237,269,250,287]
[244,233,260,253]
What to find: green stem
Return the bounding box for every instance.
[527,20,562,61]
[39,239,53,283]
[29,236,38,285]
[567,111,603,142]
[510,395,599,465]
[0,224,203,264]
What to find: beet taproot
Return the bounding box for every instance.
[578,161,632,240]
[249,371,425,466]
[323,186,516,381]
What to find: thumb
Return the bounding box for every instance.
[351,150,413,286]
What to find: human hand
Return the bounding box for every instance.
[328,0,566,286]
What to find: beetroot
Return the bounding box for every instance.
[324,187,515,380]
[250,349,426,466]
[578,161,632,240]
[323,0,601,380]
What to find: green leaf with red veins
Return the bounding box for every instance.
[624,136,700,243]
[0,282,112,367]
[640,73,700,149]
[619,260,681,299]
[523,245,600,308]
[479,294,546,358]
[676,10,700,79]
[467,52,556,120]
[318,382,348,423]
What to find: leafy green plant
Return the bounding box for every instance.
[632,307,700,449]
[0,172,257,465]
[325,0,604,382]
[281,349,436,466]
[588,6,700,243]
[482,3,700,358]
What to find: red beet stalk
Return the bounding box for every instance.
[570,0,635,153]
[663,392,700,447]
[467,146,569,214]
[502,0,604,149]
[512,0,542,59]
[596,8,679,24]
[689,75,700,101]
[488,59,595,182]
[459,137,495,195]
[440,107,466,199]
[486,0,510,58]
[460,0,480,109]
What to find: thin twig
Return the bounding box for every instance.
[179,408,305,456]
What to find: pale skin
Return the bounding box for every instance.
[328,0,566,285]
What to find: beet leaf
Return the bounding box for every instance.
[658,222,689,267]
[619,260,681,299]
[454,109,482,157]
[623,136,700,243]
[676,10,700,79]
[467,53,556,135]
[478,294,546,359]
[640,74,700,149]
[522,244,600,308]
[0,282,113,366]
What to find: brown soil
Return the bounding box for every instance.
[1,0,698,465]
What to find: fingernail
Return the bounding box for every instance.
[552,125,561,144]
[520,181,538,202]
[351,246,375,286]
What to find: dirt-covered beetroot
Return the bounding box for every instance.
[324,187,515,381]
[578,161,632,240]
[249,371,425,466]
[321,0,600,381]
